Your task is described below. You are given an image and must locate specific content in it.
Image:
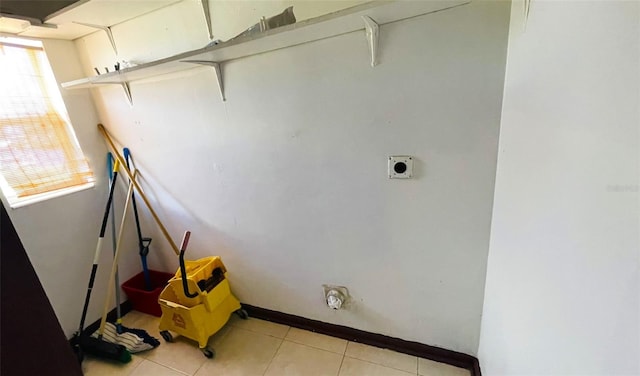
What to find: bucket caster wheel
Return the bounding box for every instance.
[235,309,249,320]
[160,330,173,343]
[202,347,215,358]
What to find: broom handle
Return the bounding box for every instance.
[99,173,135,337]
[98,124,180,255]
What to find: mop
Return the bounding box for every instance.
[90,158,160,353]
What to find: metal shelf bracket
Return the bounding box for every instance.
[182,60,225,101]
[99,82,133,106]
[201,0,213,40]
[362,16,379,67]
[73,21,117,55]
[121,82,133,106]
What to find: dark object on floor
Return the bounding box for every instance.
[1,203,83,376]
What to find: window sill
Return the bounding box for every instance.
[7,183,95,209]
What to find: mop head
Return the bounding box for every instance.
[91,322,160,353]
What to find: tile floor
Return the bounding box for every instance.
[83,311,470,376]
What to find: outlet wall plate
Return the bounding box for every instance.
[388,156,413,178]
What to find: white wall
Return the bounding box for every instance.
[478,1,639,374]
[73,0,510,355]
[0,1,366,340]
[0,39,143,336]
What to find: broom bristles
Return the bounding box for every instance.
[79,335,131,363]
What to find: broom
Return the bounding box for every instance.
[71,158,130,364]
[92,161,160,353]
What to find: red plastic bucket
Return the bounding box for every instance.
[122,270,174,317]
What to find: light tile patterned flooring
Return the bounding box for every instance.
[83,311,470,376]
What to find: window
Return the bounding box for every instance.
[0,37,94,208]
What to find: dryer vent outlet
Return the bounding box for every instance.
[323,285,349,310]
[388,156,413,179]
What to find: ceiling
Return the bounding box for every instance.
[0,0,80,23]
[0,0,180,40]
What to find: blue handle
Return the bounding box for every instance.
[107,152,114,181]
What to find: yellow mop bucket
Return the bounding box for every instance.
[158,232,247,358]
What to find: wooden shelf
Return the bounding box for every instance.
[61,0,469,101]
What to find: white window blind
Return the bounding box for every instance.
[0,38,94,207]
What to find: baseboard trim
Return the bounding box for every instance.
[242,304,481,376]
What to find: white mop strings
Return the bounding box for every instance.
[91,322,160,353]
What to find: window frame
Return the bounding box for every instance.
[0,37,95,209]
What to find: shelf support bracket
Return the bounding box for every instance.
[201,0,214,40]
[73,21,117,55]
[121,82,133,106]
[99,82,133,106]
[182,60,225,101]
[362,16,379,67]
